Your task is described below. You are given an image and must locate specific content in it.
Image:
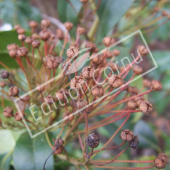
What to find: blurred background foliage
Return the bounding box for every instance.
[0,0,170,170]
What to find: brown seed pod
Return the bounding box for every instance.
[109,63,119,72]
[22,95,30,102]
[66,46,79,59]
[17,47,28,57]
[70,76,86,90]
[151,80,162,91]
[106,50,113,58]
[3,107,13,118]
[76,99,88,109]
[45,95,54,105]
[55,89,69,101]
[127,100,137,110]
[139,100,153,114]
[127,86,139,94]
[108,75,124,88]
[113,49,120,56]
[133,65,143,75]
[54,137,64,147]
[64,22,73,31]
[77,26,85,35]
[25,37,33,44]
[120,129,135,142]
[29,20,38,28]
[7,43,18,51]
[103,37,115,47]
[143,79,151,88]
[137,45,149,56]
[14,24,20,30]
[37,84,45,92]
[52,146,63,155]
[63,111,74,122]
[32,33,40,39]
[130,135,139,149]
[91,85,104,98]
[135,96,145,106]
[39,30,51,41]
[1,71,10,79]
[56,29,64,40]
[41,19,51,29]
[9,86,19,97]
[85,133,100,148]
[14,111,24,121]
[91,53,103,65]
[85,42,96,52]
[154,153,168,169]
[17,27,25,34]
[0,81,6,88]
[18,34,26,41]
[32,40,41,48]
[82,66,98,79]
[9,50,17,58]
[158,153,168,163]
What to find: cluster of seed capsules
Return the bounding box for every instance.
[0,18,168,169]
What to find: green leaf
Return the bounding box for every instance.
[13,133,54,170]
[0,152,12,170]
[96,0,134,42]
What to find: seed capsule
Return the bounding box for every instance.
[18,34,26,41]
[91,53,103,65]
[137,45,149,56]
[154,153,168,169]
[29,20,38,28]
[1,71,10,79]
[22,95,30,102]
[127,100,137,110]
[139,100,153,114]
[9,86,19,97]
[106,50,113,58]
[85,133,100,148]
[70,76,86,90]
[133,65,143,75]
[76,99,88,109]
[17,47,28,57]
[45,95,54,105]
[108,75,124,88]
[7,43,18,51]
[56,89,69,101]
[77,26,85,35]
[52,146,63,155]
[56,29,64,40]
[82,66,98,79]
[32,40,41,48]
[91,85,104,98]
[120,129,135,142]
[54,137,64,147]
[113,49,120,56]
[14,24,20,30]
[63,111,74,122]
[109,63,119,72]
[9,50,17,58]
[17,27,25,34]
[64,22,73,31]
[143,79,151,88]
[66,46,79,59]
[0,81,6,88]
[3,107,13,118]
[41,19,51,29]
[103,37,115,47]
[85,42,96,52]
[151,80,162,91]
[39,30,51,41]
[14,111,24,121]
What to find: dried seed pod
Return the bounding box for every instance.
[25,37,33,44]
[9,86,19,97]
[158,153,168,164]
[127,86,139,94]
[82,66,98,79]
[106,50,113,58]
[85,133,100,148]
[56,29,64,40]
[29,20,38,28]
[133,65,143,75]
[113,49,120,56]
[151,80,162,91]
[77,26,85,35]
[130,135,139,149]
[76,99,88,109]
[32,40,41,48]
[39,30,51,41]
[143,79,151,88]
[154,154,168,169]
[41,19,51,29]
[17,47,28,57]
[55,89,69,101]
[109,63,119,72]
[120,129,135,142]
[22,95,30,102]
[9,50,17,58]
[85,42,96,52]
[52,146,63,155]
[70,76,86,90]
[91,85,104,98]
[14,111,24,121]
[63,111,74,122]
[137,45,149,56]
[64,22,73,31]
[0,81,6,88]
[54,137,64,147]
[18,34,26,41]
[7,43,18,51]
[45,95,54,105]
[139,100,153,114]
[108,75,124,88]
[103,37,115,47]
[14,24,20,30]
[3,107,13,118]
[135,96,145,106]
[66,46,79,59]
[17,27,25,34]
[32,33,39,39]
[37,84,45,92]
[91,53,103,65]
[1,71,10,79]
[127,100,137,110]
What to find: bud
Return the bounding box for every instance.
[56,89,68,101]
[109,63,119,72]
[32,40,41,48]
[82,66,98,79]
[120,129,134,142]
[52,146,63,155]
[63,111,74,122]
[14,24,20,30]
[9,50,17,58]
[7,43,18,51]
[143,79,151,88]
[91,85,104,98]
[0,81,6,88]
[103,37,115,47]
[41,19,51,29]
[45,95,54,105]
[54,137,64,147]
[106,50,113,58]
[151,80,162,91]
[135,96,145,106]
[39,30,51,41]
[66,46,79,59]
[22,95,30,102]
[108,75,124,88]
[77,26,85,35]
[70,76,86,90]
[17,27,25,34]
[18,34,26,41]
[127,100,137,110]
[3,107,13,118]
[29,20,38,28]
[14,111,24,121]
[76,99,88,109]
[1,71,10,79]
[91,53,103,65]
[133,65,143,75]
[113,49,120,56]
[158,153,168,164]
[17,47,28,57]
[154,153,168,169]
[85,42,96,52]
[56,29,64,40]
[9,86,19,97]
[85,133,100,148]
[64,22,73,31]
[137,45,149,56]
[25,37,33,44]
[32,33,39,39]
[139,100,153,114]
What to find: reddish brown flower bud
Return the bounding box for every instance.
[45,95,54,105]
[14,24,20,30]
[37,84,45,92]
[139,100,153,114]
[143,79,151,88]
[55,89,68,101]
[91,53,103,65]
[108,75,124,88]
[127,86,139,94]
[158,153,168,164]
[103,37,115,47]
[32,33,39,39]
[154,153,168,169]
[9,86,19,97]
[133,65,143,75]
[64,22,73,31]
[76,99,88,109]
[41,19,51,29]
[17,47,28,57]
[3,107,13,118]
[52,146,63,155]
[77,26,85,35]
[130,135,139,149]
[85,133,100,148]
[91,85,104,98]
[66,46,79,59]
[29,20,38,28]
[14,111,24,121]
[56,29,64,40]
[32,40,41,48]
[85,42,96,52]
[127,100,137,110]
[82,66,98,79]
[63,111,74,122]
[120,129,134,142]
[151,80,162,91]
[135,96,145,106]
[17,27,25,34]
[39,30,51,41]
[1,71,10,79]
[25,37,33,44]
[70,76,86,90]
[137,45,149,56]
[18,34,26,41]
[7,43,18,51]
[113,49,120,56]
[9,50,17,58]
[109,63,119,72]
[106,50,113,58]
[54,137,64,147]
[0,81,6,88]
